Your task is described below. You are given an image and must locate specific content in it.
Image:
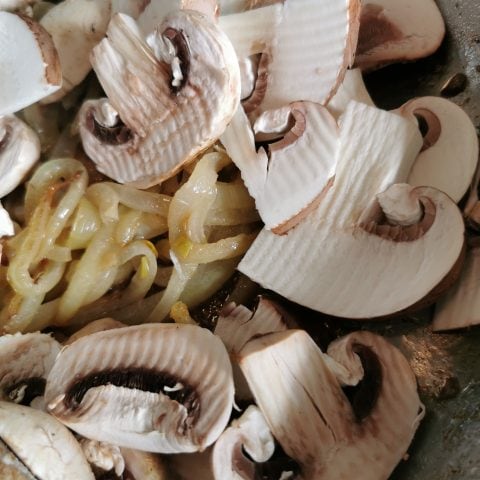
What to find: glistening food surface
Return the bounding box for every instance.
[0,0,479,479]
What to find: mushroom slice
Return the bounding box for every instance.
[219,0,361,115]
[39,0,112,103]
[0,201,15,238]
[433,246,480,331]
[0,115,40,198]
[0,332,61,407]
[396,96,479,203]
[0,401,95,479]
[238,101,465,318]
[212,405,275,480]
[239,330,425,479]
[221,102,338,232]
[355,0,445,71]
[0,12,61,114]
[45,323,234,453]
[137,0,218,34]
[80,439,125,477]
[215,298,288,400]
[78,11,240,188]
[326,68,374,119]
[64,317,127,345]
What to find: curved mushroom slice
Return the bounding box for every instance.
[45,323,234,453]
[215,298,288,400]
[39,0,112,103]
[239,330,425,479]
[433,246,480,331]
[326,68,374,119]
[219,0,361,115]
[0,115,40,198]
[221,102,338,232]
[398,96,479,203]
[355,0,445,71]
[238,101,465,318]
[79,11,240,188]
[212,405,275,480]
[120,448,168,480]
[0,401,95,479]
[0,12,61,114]
[0,332,61,407]
[137,0,218,34]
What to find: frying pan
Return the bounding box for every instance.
[361,1,480,478]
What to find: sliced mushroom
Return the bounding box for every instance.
[0,332,61,407]
[355,0,445,71]
[221,102,338,232]
[0,0,37,12]
[137,0,217,34]
[433,245,480,331]
[326,68,374,119]
[0,401,95,479]
[0,11,61,114]
[78,11,240,188]
[0,115,41,198]
[397,96,479,203]
[219,0,361,116]
[238,101,465,318]
[120,447,168,480]
[0,201,15,238]
[215,298,288,400]
[80,438,125,477]
[45,323,234,453]
[212,405,275,480]
[239,329,425,479]
[39,0,112,103]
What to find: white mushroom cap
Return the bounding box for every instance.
[238,101,465,318]
[397,96,479,203]
[0,114,40,199]
[355,0,445,71]
[221,102,338,232]
[0,11,61,115]
[239,330,425,479]
[0,401,95,479]
[79,10,240,188]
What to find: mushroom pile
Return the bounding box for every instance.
[0,0,479,478]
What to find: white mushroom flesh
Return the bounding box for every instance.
[0,201,15,237]
[45,323,234,453]
[0,11,61,115]
[0,114,41,198]
[239,329,425,479]
[238,101,465,318]
[79,11,240,188]
[80,438,125,477]
[0,401,95,479]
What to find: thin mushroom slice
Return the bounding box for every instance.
[219,0,361,115]
[0,114,41,198]
[79,11,240,188]
[215,298,288,400]
[397,96,479,203]
[239,330,425,479]
[326,67,374,119]
[355,0,445,71]
[0,332,61,407]
[0,201,15,238]
[39,0,112,103]
[433,246,480,331]
[212,405,275,480]
[45,323,234,453]
[0,401,95,479]
[0,12,61,115]
[238,101,465,319]
[221,102,338,233]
